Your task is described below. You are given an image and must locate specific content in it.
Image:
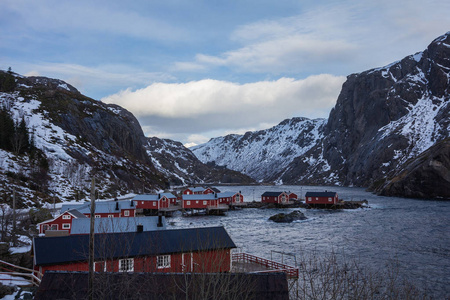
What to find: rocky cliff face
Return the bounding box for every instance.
[0,71,169,204]
[192,32,450,199]
[146,137,255,186]
[374,138,450,199]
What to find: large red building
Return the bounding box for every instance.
[182,194,219,209]
[217,192,244,205]
[305,191,339,205]
[33,226,236,275]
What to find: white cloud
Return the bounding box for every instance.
[102,74,346,144]
[173,0,450,75]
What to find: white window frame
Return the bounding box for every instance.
[153,202,156,207]
[108,214,114,218]
[328,197,332,202]
[119,258,134,272]
[203,201,207,205]
[186,201,190,205]
[124,210,130,216]
[62,215,71,219]
[196,201,199,204]
[95,215,101,218]
[62,223,71,229]
[157,255,171,269]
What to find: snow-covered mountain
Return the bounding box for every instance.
[192,32,450,199]
[192,117,326,182]
[0,71,252,207]
[145,137,254,186]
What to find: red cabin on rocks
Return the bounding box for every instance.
[217,192,244,205]
[305,191,339,205]
[261,192,288,204]
[33,226,236,275]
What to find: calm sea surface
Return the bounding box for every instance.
[168,185,450,298]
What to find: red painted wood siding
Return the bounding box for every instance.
[135,198,170,210]
[305,195,338,204]
[36,250,231,275]
[182,199,218,209]
[39,212,74,234]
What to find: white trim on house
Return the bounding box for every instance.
[118,258,134,272]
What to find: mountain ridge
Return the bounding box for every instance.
[192,32,450,199]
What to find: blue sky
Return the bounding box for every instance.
[1,0,449,146]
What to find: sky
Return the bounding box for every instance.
[1,0,449,146]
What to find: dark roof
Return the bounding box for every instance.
[261,191,284,197]
[305,191,337,197]
[34,226,236,266]
[35,271,289,300]
[67,209,87,219]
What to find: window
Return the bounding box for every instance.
[203,201,207,205]
[62,215,71,219]
[95,215,101,218]
[196,201,199,204]
[328,197,332,202]
[108,215,114,218]
[119,258,134,272]
[153,202,156,207]
[308,197,312,201]
[42,224,49,231]
[124,210,130,216]
[62,223,70,229]
[95,261,106,272]
[157,255,171,269]
[186,201,190,205]
[50,224,58,230]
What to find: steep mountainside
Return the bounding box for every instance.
[192,117,325,182]
[145,137,255,186]
[0,71,252,207]
[0,71,168,206]
[192,32,450,198]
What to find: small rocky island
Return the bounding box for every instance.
[269,210,307,223]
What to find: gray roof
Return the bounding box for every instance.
[70,216,166,234]
[60,200,135,214]
[217,191,238,198]
[132,193,177,201]
[66,209,87,219]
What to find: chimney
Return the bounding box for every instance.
[137,224,143,233]
[115,202,119,211]
[130,200,134,207]
[157,215,163,227]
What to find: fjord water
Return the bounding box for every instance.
[169,186,450,298]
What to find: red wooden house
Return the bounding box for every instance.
[183,187,221,195]
[33,226,236,275]
[305,191,339,205]
[182,194,219,209]
[261,192,288,204]
[288,192,298,200]
[217,192,243,205]
[38,209,87,235]
[132,194,170,210]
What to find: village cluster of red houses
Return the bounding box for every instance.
[32,187,337,292]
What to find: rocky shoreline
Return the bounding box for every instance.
[243,199,368,209]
